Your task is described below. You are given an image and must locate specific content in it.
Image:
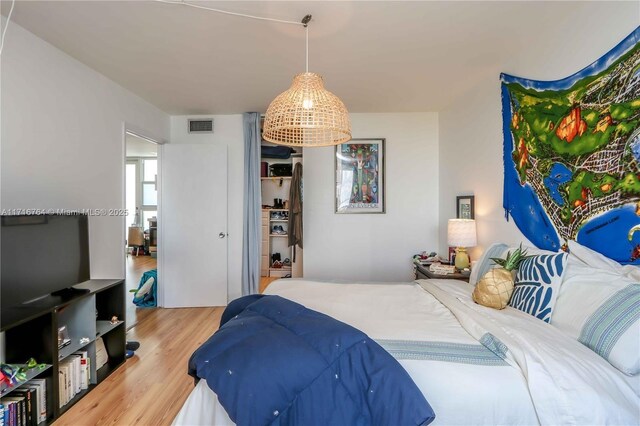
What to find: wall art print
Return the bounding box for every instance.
[335,139,385,214]
[501,27,640,265]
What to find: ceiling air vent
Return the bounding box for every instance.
[188,119,214,134]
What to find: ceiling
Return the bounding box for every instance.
[126,133,158,157]
[2,1,638,115]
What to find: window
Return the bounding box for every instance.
[143,183,157,206]
[143,159,157,182]
[126,158,158,233]
[126,162,138,233]
[142,159,158,207]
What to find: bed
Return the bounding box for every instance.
[174,272,640,425]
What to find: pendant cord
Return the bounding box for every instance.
[0,0,16,56]
[155,0,304,26]
[305,25,309,73]
[157,1,312,72]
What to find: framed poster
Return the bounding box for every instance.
[456,195,475,219]
[335,138,385,214]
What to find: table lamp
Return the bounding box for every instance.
[447,219,477,270]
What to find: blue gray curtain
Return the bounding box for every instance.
[241,113,262,295]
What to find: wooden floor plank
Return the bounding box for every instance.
[55,306,223,426]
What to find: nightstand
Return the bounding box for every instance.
[413,262,470,282]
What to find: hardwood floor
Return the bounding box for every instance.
[259,276,279,293]
[56,275,277,424]
[125,254,157,329]
[56,306,224,426]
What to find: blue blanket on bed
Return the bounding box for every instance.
[188,295,435,426]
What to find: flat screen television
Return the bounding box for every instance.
[1,214,90,308]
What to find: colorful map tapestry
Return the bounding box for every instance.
[501,27,640,265]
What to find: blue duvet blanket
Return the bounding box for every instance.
[189,295,435,426]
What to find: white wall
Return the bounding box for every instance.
[438,9,639,259]
[169,115,244,301]
[1,20,170,280]
[304,113,439,281]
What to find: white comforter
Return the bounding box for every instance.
[174,279,639,426]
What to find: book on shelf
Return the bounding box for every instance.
[0,400,13,426]
[95,337,108,370]
[58,353,87,408]
[57,367,64,408]
[72,351,89,390]
[1,395,25,426]
[69,356,78,396]
[11,389,35,426]
[0,398,12,426]
[6,400,13,426]
[27,378,47,424]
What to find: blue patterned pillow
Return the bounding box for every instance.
[509,253,568,322]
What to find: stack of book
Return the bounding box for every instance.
[0,378,47,426]
[58,351,90,409]
[429,263,456,275]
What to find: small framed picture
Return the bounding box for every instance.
[448,247,456,264]
[456,195,475,219]
[335,138,385,214]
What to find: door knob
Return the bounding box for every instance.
[219,232,227,239]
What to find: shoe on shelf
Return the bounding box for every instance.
[272,225,287,235]
[283,258,291,266]
[272,260,283,269]
[271,212,283,220]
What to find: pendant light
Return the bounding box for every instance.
[156,3,350,146]
[262,15,352,147]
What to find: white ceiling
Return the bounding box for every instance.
[126,133,158,157]
[2,1,638,115]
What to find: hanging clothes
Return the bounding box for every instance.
[288,162,303,261]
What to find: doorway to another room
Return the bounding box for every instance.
[125,133,159,329]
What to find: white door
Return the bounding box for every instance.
[161,144,228,307]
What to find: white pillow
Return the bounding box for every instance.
[469,243,508,286]
[552,241,640,375]
[568,239,640,281]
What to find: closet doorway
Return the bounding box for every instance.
[125,133,160,328]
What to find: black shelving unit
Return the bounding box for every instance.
[1,279,125,423]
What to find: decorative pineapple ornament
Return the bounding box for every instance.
[473,244,531,310]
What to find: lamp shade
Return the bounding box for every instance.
[262,72,351,147]
[447,219,477,247]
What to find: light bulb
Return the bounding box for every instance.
[302,99,313,110]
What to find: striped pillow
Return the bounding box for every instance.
[578,284,640,375]
[551,241,640,375]
[509,253,568,323]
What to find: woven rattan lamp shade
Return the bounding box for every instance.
[263,72,351,147]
